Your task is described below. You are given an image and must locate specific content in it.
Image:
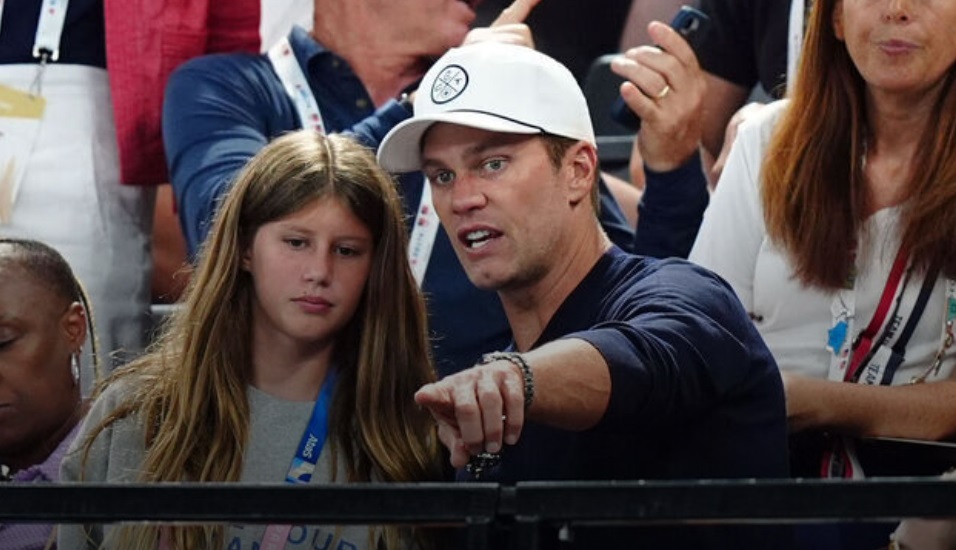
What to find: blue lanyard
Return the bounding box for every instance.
[285,369,338,484]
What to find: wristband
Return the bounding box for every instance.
[480,351,534,410]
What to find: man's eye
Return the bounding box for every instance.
[481,158,507,174]
[432,171,455,186]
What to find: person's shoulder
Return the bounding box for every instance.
[612,251,743,307]
[169,51,272,90]
[86,371,150,421]
[175,50,266,74]
[736,99,789,144]
[165,51,281,114]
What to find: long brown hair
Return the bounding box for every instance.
[761,0,956,288]
[80,131,442,548]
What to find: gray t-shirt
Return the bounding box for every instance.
[59,381,374,549]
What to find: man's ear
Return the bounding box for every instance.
[62,302,88,349]
[566,142,599,205]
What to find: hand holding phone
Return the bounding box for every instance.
[610,5,710,131]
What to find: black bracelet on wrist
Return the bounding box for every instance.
[480,351,534,410]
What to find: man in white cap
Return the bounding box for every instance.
[163,0,643,379]
[377,41,793,548]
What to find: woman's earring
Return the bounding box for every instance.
[70,352,81,386]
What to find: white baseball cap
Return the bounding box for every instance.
[377,42,596,173]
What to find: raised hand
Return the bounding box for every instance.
[612,21,707,173]
[463,0,542,48]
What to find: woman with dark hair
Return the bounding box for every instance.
[60,131,443,549]
[0,238,97,549]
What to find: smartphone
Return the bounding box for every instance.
[610,5,711,131]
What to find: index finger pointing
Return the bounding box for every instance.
[491,0,542,26]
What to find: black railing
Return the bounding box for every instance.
[4,479,956,549]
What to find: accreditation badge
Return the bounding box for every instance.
[0,83,46,224]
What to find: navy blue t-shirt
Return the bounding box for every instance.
[0,0,105,67]
[461,247,792,548]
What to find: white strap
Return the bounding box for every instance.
[826,256,913,384]
[829,271,956,385]
[408,178,440,287]
[267,36,327,134]
[786,0,805,93]
[266,36,438,287]
[32,0,69,62]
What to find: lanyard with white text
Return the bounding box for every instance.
[826,246,909,381]
[822,248,905,479]
[786,0,805,91]
[267,36,327,134]
[408,178,440,286]
[822,248,908,480]
[265,37,438,286]
[260,369,339,550]
[844,247,910,383]
[823,255,956,479]
[33,0,69,62]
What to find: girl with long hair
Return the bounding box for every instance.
[59,131,443,549]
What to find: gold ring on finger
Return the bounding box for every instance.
[654,84,671,100]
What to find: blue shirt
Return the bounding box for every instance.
[163,27,636,375]
[461,247,792,548]
[0,0,106,67]
[632,153,710,259]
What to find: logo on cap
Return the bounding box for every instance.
[431,65,469,104]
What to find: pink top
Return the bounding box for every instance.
[104,0,261,186]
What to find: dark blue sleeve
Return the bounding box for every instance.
[346,100,412,150]
[568,260,779,431]
[162,55,412,257]
[632,154,709,259]
[163,55,291,257]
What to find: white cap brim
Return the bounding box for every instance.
[377,111,543,173]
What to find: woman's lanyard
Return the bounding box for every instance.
[846,246,911,383]
[823,247,955,478]
[265,36,438,286]
[827,246,909,383]
[260,369,339,550]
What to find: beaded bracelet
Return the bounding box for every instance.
[479,351,535,410]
